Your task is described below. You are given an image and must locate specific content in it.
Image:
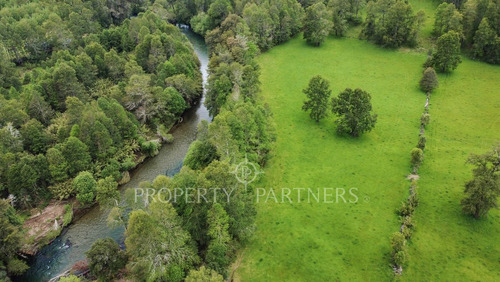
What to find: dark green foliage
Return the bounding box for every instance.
[186,266,224,282]
[207,0,233,29]
[419,67,439,93]
[302,75,331,122]
[86,238,127,281]
[417,134,427,150]
[205,203,231,277]
[430,31,462,72]
[62,137,91,176]
[125,202,199,281]
[390,232,408,267]
[46,148,69,183]
[472,18,500,64]
[0,200,26,276]
[184,140,219,170]
[461,145,500,218]
[20,119,51,154]
[73,171,97,206]
[331,88,377,137]
[361,0,423,48]
[410,148,424,171]
[303,3,333,46]
[96,177,120,209]
[7,154,49,208]
[433,3,463,38]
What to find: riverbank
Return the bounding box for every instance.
[20,28,210,281]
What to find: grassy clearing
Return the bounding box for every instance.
[235,36,428,280]
[236,24,500,280]
[403,59,500,280]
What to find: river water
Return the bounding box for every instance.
[21,28,210,281]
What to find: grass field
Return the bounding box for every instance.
[235,37,427,280]
[403,59,500,280]
[234,33,500,280]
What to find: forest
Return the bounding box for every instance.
[0,0,499,281]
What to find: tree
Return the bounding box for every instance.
[184,140,218,170]
[243,3,274,50]
[207,0,233,29]
[303,2,333,46]
[125,202,199,281]
[361,0,422,48]
[419,67,439,93]
[302,76,331,122]
[0,200,25,276]
[472,18,500,64]
[185,266,224,282]
[205,203,231,277]
[20,119,51,154]
[331,88,377,137]
[461,145,500,218]
[96,176,120,209]
[430,31,462,73]
[433,3,463,38]
[73,171,97,206]
[62,136,91,176]
[46,148,69,183]
[86,238,127,281]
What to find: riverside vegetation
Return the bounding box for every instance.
[0,0,499,281]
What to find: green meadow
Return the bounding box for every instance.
[235,34,500,281]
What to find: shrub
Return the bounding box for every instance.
[48,179,75,200]
[399,201,414,217]
[421,113,430,127]
[419,67,439,93]
[86,238,127,281]
[401,216,416,239]
[73,171,97,206]
[7,258,29,276]
[390,232,408,267]
[410,148,424,172]
[417,134,426,150]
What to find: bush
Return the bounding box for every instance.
[390,232,408,267]
[7,258,29,276]
[401,216,416,239]
[417,134,426,150]
[399,201,415,217]
[48,179,75,200]
[419,67,439,93]
[410,148,424,172]
[73,171,97,206]
[421,113,430,127]
[86,238,127,281]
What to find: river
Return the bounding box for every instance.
[21,28,210,281]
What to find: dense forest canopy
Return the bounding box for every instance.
[0,0,499,280]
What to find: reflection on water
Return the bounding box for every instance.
[21,28,210,281]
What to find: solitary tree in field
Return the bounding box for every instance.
[461,145,500,219]
[419,67,439,93]
[303,3,333,46]
[331,88,377,137]
[302,75,331,122]
[430,31,462,73]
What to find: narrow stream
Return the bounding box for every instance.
[21,28,209,282]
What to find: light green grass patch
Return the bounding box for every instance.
[236,36,427,281]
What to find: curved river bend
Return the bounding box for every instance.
[22,28,209,281]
